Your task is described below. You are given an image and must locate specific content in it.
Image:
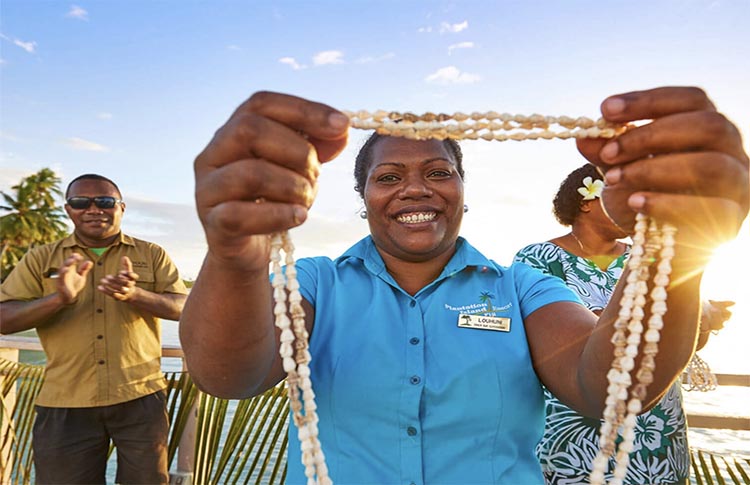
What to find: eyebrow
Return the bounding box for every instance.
[373,157,452,169]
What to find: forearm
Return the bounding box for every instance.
[127,289,186,321]
[579,264,702,414]
[695,328,711,351]
[179,253,278,399]
[0,295,68,334]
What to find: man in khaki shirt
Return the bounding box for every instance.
[0,174,187,484]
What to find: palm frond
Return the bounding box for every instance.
[191,382,289,485]
[691,447,750,485]
[1,358,45,485]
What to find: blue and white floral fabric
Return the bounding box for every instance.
[514,242,690,485]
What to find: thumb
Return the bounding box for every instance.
[121,256,133,273]
[78,260,94,277]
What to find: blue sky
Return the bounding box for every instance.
[2,0,749,285]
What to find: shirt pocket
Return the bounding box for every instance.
[135,270,156,292]
[41,277,58,297]
[41,268,61,296]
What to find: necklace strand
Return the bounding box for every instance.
[271,110,673,485]
[570,232,587,254]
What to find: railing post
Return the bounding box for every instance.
[0,346,21,484]
[170,359,198,485]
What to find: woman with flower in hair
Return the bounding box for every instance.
[514,164,730,485]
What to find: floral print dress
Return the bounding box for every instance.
[514,242,690,485]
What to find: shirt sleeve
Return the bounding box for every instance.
[0,249,45,301]
[511,260,583,319]
[293,257,321,307]
[150,244,188,295]
[513,243,554,274]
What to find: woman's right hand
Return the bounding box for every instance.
[193,91,350,270]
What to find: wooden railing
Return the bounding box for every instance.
[683,373,750,431]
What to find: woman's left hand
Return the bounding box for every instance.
[576,86,749,259]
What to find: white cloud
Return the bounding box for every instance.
[425,66,481,85]
[440,20,468,33]
[0,32,35,53]
[0,58,6,65]
[448,41,474,55]
[14,39,37,53]
[355,52,395,64]
[226,44,241,51]
[63,137,110,152]
[417,26,433,33]
[312,50,344,66]
[97,112,113,120]
[278,57,306,70]
[66,5,89,20]
[0,130,23,142]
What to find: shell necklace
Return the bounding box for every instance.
[270,110,675,485]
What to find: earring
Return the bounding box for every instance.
[359,209,367,219]
[463,204,469,213]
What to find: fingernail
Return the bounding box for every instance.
[628,194,646,210]
[603,96,626,116]
[329,112,350,131]
[600,142,619,161]
[292,206,308,226]
[605,167,621,185]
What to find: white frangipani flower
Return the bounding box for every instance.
[577,176,604,200]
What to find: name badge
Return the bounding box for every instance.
[457,314,511,332]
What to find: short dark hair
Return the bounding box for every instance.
[353,133,464,198]
[65,174,122,199]
[552,164,602,226]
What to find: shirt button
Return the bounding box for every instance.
[409,301,416,308]
[98,360,105,365]
[410,375,421,385]
[96,309,103,313]
[96,335,103,339]
[409,337,420,345]
[407,426,417,436]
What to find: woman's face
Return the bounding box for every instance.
[585,198,629,240]
[363,137,464,263]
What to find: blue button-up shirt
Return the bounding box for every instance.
[286,236,581,484]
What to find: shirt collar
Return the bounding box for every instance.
[61,232,135,249]
[335,235,502,281]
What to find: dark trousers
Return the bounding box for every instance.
[33,390,169,485]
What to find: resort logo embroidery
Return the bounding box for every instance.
[446,291,512,332]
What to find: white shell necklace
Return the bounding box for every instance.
[271,110,675,485]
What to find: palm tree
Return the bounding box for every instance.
[0,168,69,281]
[479,291,495,312]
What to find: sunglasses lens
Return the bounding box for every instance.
[94,197,117,209]
[67,197,91,209]
[67,197,120,209]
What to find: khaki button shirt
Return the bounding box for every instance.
[0,233,188,407]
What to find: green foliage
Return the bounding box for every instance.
[0,168,69,281]
[4,357,746,485]
[1,358,287,485]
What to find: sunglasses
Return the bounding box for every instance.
[66,196,123,210]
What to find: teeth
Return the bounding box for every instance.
[397,212,436,224]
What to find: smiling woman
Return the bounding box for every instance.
[180,89,749,485]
